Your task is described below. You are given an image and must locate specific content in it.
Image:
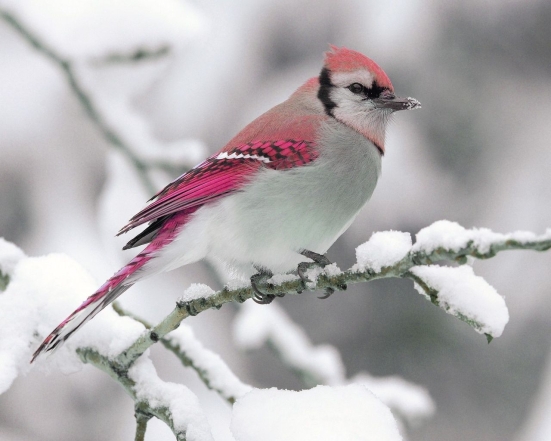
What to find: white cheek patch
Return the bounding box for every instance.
[330,87,374,112]
[330,70,375,89]
[216,151,271,163]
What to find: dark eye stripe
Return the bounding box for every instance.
[366,84,386,99]
[348,82,388,99]
[318,67,337,117]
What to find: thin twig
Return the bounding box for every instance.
[77,348,187,441]
[134,404,152,441]
[0,271,9,292]
[92,45,171,66]
[0,9,156,193]
[112,302,250,404]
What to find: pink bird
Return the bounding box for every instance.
[32,45,420,361]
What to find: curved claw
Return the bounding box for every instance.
[318,287,335,299]
[317,282,347,299]
[251,270,284,304]
[253,292,276,304]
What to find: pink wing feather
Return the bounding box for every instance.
[118,139,318,235]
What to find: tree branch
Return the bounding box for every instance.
[0,271,9,292]
[134,404,152,441]
[92,45,171,66]
[0,9,170,194]
[115,228,551,370]
[77,348,188,441]
[112,302,252,404]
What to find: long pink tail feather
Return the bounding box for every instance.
[30,250,152,362]
[31,209,198,363]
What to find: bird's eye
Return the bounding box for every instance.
[348,83,364,94]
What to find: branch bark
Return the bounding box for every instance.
[134,404,152,441]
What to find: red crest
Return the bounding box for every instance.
[324,45,393,90]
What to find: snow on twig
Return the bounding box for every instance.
[115,221,551,369]
[79,348,214,441]
[408,265,508,340]
[113,302,252,404]
[0,244,216,439]
[0,6,207,194]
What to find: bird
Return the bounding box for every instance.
[31,45,420,362]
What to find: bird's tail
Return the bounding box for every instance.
[31,249,154,362]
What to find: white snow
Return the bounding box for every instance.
[233,302,345,385]
[413,220,551,255]
[353,230,412,272]
[129,356,214,441]
[323,262,342,276]
[166,324,252,401]
[0,251,146,393]
[295,263,341,289]
[230,384,402,441]
[4,0,209,179]
[179,283,216,303]
[0,247,217,438]
[5,0,208,59]
[410,265,509,337]
[225,278,251,291]
[303,265,324,289]
[0,238,26,278]
[267,273,300,285]
[351,373,435,427]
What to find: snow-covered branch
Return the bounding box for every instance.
[0,7,206,194]
[78,348,213,441]
[0,244,215,440]
[116,221,551,369]
[113,302,252,404]
[0,9,153,193]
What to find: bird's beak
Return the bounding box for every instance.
[373,93,421,111]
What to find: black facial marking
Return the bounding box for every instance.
[318,67,336,117]
[347,81,388,100]
[364,83,387,99]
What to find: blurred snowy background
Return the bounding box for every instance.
[1,0,551,440]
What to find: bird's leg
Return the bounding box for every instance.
[297,250,347,299]
[250,267,285,304]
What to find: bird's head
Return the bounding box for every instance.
[318,45,420,152]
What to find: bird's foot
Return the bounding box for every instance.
[297,250,347,299]
[250,268,285,304]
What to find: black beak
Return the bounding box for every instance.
[373,93,421,111]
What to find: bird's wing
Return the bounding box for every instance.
[118,139,319,235]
